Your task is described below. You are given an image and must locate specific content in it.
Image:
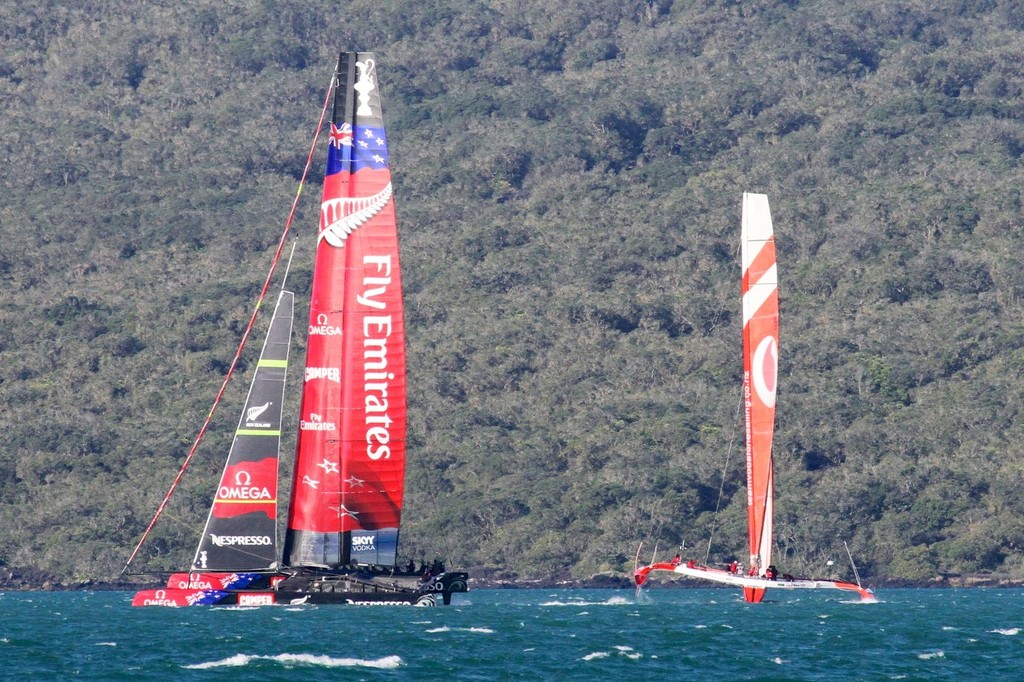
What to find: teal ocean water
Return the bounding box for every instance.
[1,587,1020,680]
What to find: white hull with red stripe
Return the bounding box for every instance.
[633,562,875,601]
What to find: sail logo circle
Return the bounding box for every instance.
[752,335,778,408]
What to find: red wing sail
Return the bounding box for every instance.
[741,193,778,603]
[283,52,407,568]
[192,291,294,571]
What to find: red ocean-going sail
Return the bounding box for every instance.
[740,192,778,604]
[128,53,468,607]
[283,52,407,569]
[632,194,873,603]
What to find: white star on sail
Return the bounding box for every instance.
[302,475,320,489]
[317,459,339,474]
[333,504,360,520]
[344,476,365,488]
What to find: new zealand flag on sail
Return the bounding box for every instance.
[326,122,389,175]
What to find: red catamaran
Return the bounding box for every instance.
[126,52,467,606]
[634,193,873,603]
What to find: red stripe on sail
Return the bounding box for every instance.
[742,195,778,603]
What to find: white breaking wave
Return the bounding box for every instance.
[917,651,945,660]
[581,652,610,661]
[582,646,641,662]
[185,653,402,670]
[424,626,494,634]
[990,628,1020,636]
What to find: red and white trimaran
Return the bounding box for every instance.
[634,193,874,603]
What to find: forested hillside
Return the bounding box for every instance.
[3,0,1024,588]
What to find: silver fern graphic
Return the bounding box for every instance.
[319,183,392,247]
[247,402,271,422]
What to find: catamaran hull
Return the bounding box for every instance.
[633,562,874,601]
[132,570,469,607]
[133,590,444,607]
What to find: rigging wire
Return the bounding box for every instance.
[122,71,337,575]
[845,541,864,588]
[702,391,745,565]
[641,515,665,557]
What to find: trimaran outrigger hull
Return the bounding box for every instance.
[633,562,874,601]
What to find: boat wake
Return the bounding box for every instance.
[917,651,945,660]
[184,653,403,670]
[540,596,632,607]
[581,645,642,661]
